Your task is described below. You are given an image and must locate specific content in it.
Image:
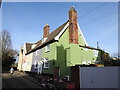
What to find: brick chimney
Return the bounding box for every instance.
[69,6,78,44]
[43,24,50,37]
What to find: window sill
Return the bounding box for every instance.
[44,67,49,69]
[45,51,50,53]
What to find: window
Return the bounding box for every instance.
[93,50,98,57]
[36,50,39,56]
[42,37,47,43]
[34,61,37,69]
[44,58,49,68]
[84,48,88,51]
[65,75,70,81]
[87,60,91,65]
[21,49,23,54]
[45,44,50,52]
[31,44,37,49]
[82,60,86,65]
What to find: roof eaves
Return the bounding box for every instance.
[25,20,69,55]
[26,39,56,55]
[54,22,69,40]
[79,45,102,51]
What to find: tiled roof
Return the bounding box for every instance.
[35,40,42,45]
[25,43,33,53]
[26,20,69,55]
[79,45,101,51]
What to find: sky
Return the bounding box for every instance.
[2,2,118,56]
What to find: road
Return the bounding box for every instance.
[2,72,41,89]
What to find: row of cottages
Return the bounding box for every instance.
[17,7,108,79]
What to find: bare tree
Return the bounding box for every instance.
[111,52,120,59]
[1,30,12,52]
[1,30,18,68]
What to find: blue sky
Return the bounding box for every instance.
[2,2,118,56]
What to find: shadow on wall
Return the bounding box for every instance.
[56,45,74,78]
[56,45,67,78]
[95,50,103,65]
[31,65,37,73]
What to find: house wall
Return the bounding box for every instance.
[42,42,57,75]
[42,26,102,78]
[57,27,102,78]
[17,25,103,79]
[69,44,102,66]
[31,49,42,72]
[56,27,70,78]
[25,53,33,71]
[42,27,69,77]
[17,45,27,71]
[18,44,34,72]
[17,48,23,71]
[78,29,86,46]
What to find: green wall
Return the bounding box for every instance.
[42,27,102,78]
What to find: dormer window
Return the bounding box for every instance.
[31,44,37,49]
[42,37,47,43]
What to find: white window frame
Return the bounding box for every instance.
[84,48,88,51]
[82,60,86,65]
[45,44,50,52]
[36,50,39,56]
[34,61,37,69]
[87,60,91,65]
[93,50,98,57]
[42,37,47,43]
[44,58,49,68]
[65,75,70,81]
[31,44,37,49]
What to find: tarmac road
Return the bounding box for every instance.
[2,72,41,89]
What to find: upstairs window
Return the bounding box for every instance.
[42,37,47,43]
[93,50,98,57]
[82,60,86,65]
[31,44,37,49]
[45,44,50,52]
[44,58,49,68]
[84,48,88,51]
[36,50,39,56]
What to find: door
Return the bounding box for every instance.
[54,67,60,78]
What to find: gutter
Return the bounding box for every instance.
[25,39,57,55]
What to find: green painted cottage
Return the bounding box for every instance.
[18,7,106,80]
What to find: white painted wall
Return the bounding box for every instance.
[80,66,120,88]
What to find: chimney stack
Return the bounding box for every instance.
[43,24,50,37]
[69,6,78,44]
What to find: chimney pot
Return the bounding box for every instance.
[43,24,50,37]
